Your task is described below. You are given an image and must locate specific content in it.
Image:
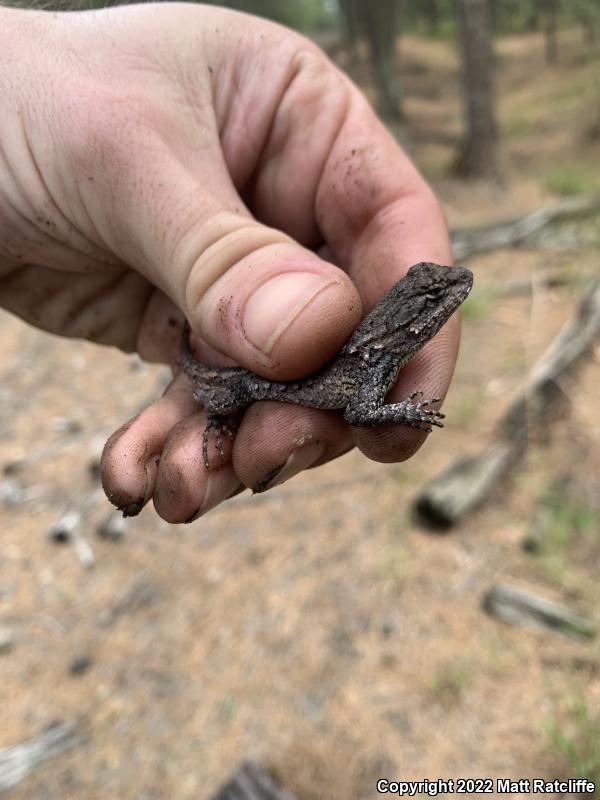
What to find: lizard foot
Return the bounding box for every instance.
[403,392,445,429]
[343,394,445,431]
[202,415,238,470]
[408,395,444,432]
[405,391,444,429]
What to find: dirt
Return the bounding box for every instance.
[1,27,600,800]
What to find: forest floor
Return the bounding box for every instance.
[2,26,600,800]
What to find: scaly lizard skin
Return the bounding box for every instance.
[180,262,473,469]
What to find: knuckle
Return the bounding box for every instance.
[291,43,350,109]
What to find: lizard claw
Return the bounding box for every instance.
[419,397,441,409]
[202,415,237,470]
[221,419,238,440]
[420,409,445,428]
[420,408,445,419]
[408,396,445,430]
[412,422,433,432]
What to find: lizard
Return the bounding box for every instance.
[180,261,473,470]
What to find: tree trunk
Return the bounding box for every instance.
[574,0,597,47]
[338,0,403,120]
[360,1,403,120]
[454,0,499,178]
[337,0,361,59]
[526,3,541,32]
[582,21,596,47]
[488,0,499,33]
[423,0,441,35]
[540,0,560,64]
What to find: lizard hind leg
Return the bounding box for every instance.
[202,414,238,470]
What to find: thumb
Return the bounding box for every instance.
[95,148,362,377]
[179,210,361,378]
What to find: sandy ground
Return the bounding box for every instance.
[1,26,600,800]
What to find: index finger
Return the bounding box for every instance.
[316,93,459,461]
[317,91,453,303]
[254,70,457,461]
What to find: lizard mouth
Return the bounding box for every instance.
[457,268,474,303]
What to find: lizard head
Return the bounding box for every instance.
[400,262,473,338]
[342,262,473,359]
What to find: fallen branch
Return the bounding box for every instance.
[488,269,577,298]
[0,720,84,792]
[482,584,596,640]
[211,762,295,800]
[451,195,600,260]
[415,279,600,528]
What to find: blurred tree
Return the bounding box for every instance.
[454,0,499,178]
[537,0,560,63]
[11,0,335,31]
[573,0,600,45]
[489,0,537,34]
[337,0,404,120]
[420,0,442,35]
[337,0,361,57]
[404,0,456,37]
[201,0,334,33]
[525,0,541,31]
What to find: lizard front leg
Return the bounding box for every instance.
[192,383,245,470]
[343,370,444,432]
[202,414,238,470]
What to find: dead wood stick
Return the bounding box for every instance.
[488,269,578,297]
[415,279,600,528]
[482,584,596,640]
[211,762,296,800]
[451,195,600,260]
[0,720,84,792]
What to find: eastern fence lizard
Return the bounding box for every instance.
[180,261,473,469]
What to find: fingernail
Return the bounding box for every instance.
[117,456,159,517]
[253,441,325,493]
[243,273,335,354]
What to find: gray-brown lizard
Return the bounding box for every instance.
[180,261,473,469]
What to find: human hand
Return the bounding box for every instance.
[0,3,456,522]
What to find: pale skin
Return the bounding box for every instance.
[0,3,458,523]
